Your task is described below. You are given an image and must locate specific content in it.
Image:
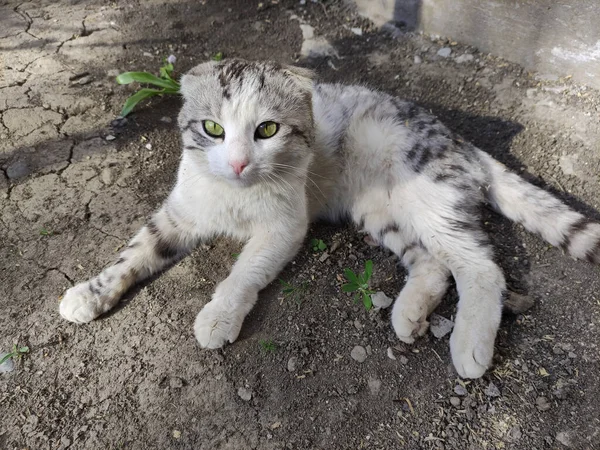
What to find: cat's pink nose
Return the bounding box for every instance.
[230,160,248,176]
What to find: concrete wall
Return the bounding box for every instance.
[353,0,600,89]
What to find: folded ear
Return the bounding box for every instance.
[179,61,219,98]
[283,65,315,92]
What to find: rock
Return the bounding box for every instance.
[414,55,422,64]
[105,134,116,141]
[455,53,474,63]
[371,291,393,309]
[536,396,551,411]
[556,431,572,447]
[172,429,181,439]
[484,382,501,397]
[429,314,454,339]
[0,353,15,373]
[350,27,363,36]
[169,377,184,389]
[367,376,381,396]
[437,47,452,58]
[399,355,408,364]
[76,76,93,85]
[60,437,71,448]
[111,117,128,128]
[287,356,298,372]
[454,384,468,396]
[504,291,535,314]
[387,347,396,360]
[350,345,367,363]
[450,396,461,407]
[509,425,522,441]
[237,387,252,401]
[100,168,114,185]
[318,252,329,262]
[160,116,173,123]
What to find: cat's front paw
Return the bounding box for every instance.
[194,300,245,349]
[450,319,496,379]
[391,299,429,344]
[59,282,105,324]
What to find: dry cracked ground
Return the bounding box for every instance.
[1,0,600,449]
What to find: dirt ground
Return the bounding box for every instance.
[1,0,600,449]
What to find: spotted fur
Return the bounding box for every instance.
[60,59,600,379]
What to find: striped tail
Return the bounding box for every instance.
[479,150,600,264]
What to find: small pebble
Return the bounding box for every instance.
[387,347,396,360]
[413,55,422,64]
[350,345,367,363]
[0,354,15,373]
[536,396,551,411]
[455,53,474,63]
[371,291,393,309]
[172,430,181,439]
[429,314,454,339]
[399,355,408,364]
[42,103,51,110]
[145,143,152,150]
[160,116,173,123]
[454,384,468,396]
[287,356,297,372]
[484,382,501,397]
[350,27,362,36]
[105,134,116,141]
[437,47,452,58]
[237,387,252,401]
[450,396,461,407]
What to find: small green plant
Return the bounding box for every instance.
[212,52,224,62]
[0,344,30,365]
[116,55,181,117]
[342,260,375,310]
[310,238,327,252]
[279,279,308,304]
[40,228,53,236]
[259,339,277,353]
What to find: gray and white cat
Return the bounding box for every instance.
[59,59,600,379]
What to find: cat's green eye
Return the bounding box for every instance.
[203,120,224,138]
[256,121,279,139]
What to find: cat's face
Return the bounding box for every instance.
[178,59,314,187]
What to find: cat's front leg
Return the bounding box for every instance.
[59,203,199,323]
[194,221,307,348]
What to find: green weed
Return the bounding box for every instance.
[342,260,375,310]
[279,279,308,304]
[0,344,30,366]
[259,339,277,353]
[310,238,327,252]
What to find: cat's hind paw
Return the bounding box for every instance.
[391,301,430,344]
[450,320,495,379]
[194,300,244,349]
[59,282,105,324]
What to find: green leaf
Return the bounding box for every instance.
[344,269,359,284]
[362,291,372,310]
[212,52,224,62]
[317,240,327,251]
[364,260,373,281]
[342,283,358,292]
[0,353,13,365]
[120,88,177,117]
[116,72,180,90]
[19,346,29,353]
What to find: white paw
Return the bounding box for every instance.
[450,318,496,379]
[391,300,429,344]
[194,300,245,349]
[59,282,105,324]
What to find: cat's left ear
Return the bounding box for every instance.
[283,65,315,93]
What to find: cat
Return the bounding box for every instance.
[59,59,600,379]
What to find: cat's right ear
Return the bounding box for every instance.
[179,61,219,98]
[283,65,315,93]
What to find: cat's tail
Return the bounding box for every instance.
[480,150,600,264]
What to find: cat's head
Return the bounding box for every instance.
[178,59,315,187]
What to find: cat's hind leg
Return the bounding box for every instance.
[384,237,451,343]
[59,203,199,323]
